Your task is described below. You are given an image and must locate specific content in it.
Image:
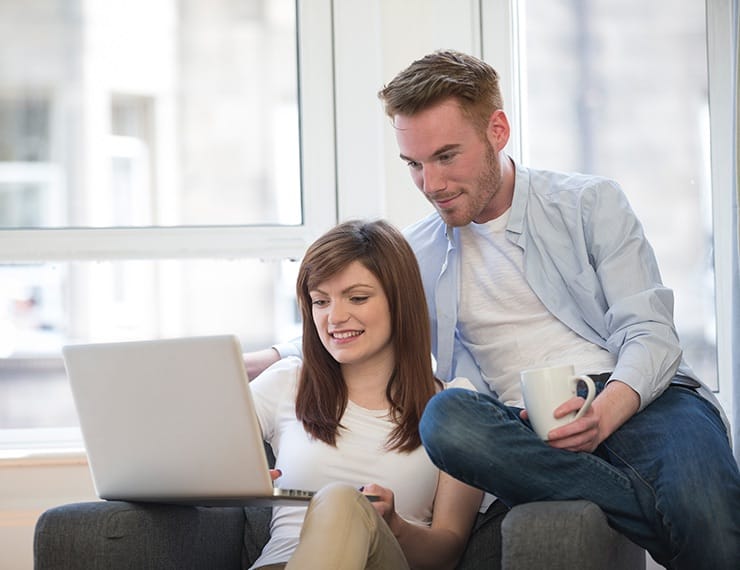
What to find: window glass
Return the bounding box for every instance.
[0,0,300,228]
[521,0,717,389]
[0,258,301,429]
[0,0,309,435]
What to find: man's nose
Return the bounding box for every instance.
[421,164,445,194]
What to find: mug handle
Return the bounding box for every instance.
[572,375,596,419]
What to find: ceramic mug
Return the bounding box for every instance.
[520,364,596,440]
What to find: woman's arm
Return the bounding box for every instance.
[364,472,483,569]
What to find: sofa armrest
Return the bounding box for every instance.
[501,500,645,570]
[34,501,249,570]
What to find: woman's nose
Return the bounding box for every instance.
[328,302,349,324]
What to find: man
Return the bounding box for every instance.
[248,50,739,568]
[378,50,738,569]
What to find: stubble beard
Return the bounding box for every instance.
[437,142,502,227]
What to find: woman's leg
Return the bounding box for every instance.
[286,482,410,570]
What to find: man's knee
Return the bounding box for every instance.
[421,390,452,436]
[420,389,473,460]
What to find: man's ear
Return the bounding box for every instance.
[486,109,510,151]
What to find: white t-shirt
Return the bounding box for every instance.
[458,209,616,406]
[248,357,475,568]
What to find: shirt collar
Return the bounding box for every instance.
[507,157,529,236]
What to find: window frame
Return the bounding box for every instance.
[0,0,337,453]
[705,0,737,421]
[0,0,337,263]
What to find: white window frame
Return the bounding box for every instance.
[0,0,337,454]
[705,0,736,423]
[0,0,337,263]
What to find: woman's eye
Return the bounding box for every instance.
[311,299,327,307]
[350,296,369,303]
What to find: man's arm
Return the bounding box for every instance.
[243,348,281,381]
[243,338,303,380]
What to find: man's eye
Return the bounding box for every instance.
[439,153,455,163]
[406,161,421,170]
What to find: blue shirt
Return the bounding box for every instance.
[404,161,713,413]
[277,160,722,418]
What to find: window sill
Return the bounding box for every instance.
[0,448,87,467]
[0,427,86,466]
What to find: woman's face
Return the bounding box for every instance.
[309,260,393,370]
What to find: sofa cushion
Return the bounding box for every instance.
[241,507,273,568]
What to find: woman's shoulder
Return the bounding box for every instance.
[250,356,301,396]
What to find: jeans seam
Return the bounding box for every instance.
[579,448,634,490]
[602,441,678,558]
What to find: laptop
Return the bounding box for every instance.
[63,334,319,506]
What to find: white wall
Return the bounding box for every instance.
[334,0,483,229]
[0,456,97,569]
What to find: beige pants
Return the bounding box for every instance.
[258,482,410,570]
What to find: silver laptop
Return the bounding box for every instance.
[63,334,316,506]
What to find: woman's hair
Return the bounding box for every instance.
[295,219,437,452]
[378,49,503,135]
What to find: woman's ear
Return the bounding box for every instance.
[486,109,510,151]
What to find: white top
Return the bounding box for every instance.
[248,357,476,568]
[458,208,615,406]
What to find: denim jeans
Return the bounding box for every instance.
[420,383,740,569]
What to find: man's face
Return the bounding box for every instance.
[394,99,503,226]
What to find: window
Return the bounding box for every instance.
[518,0,718,389]
[0,0,335,440]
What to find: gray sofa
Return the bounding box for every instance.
[34,498,645,569]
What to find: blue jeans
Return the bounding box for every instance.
[420,384,740,569]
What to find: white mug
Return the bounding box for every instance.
[520,364,596,440]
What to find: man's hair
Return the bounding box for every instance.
[295,219,437,452]
[378,49,503,134]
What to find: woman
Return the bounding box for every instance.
[249,219,482,570]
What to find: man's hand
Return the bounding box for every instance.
[543,398,601,452]
[520,380,640,453]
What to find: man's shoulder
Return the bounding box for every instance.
[526,166,620,201]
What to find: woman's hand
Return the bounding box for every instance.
[269,469,282,481]
[360,483,404,537]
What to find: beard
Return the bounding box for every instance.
[435,141,502,227]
